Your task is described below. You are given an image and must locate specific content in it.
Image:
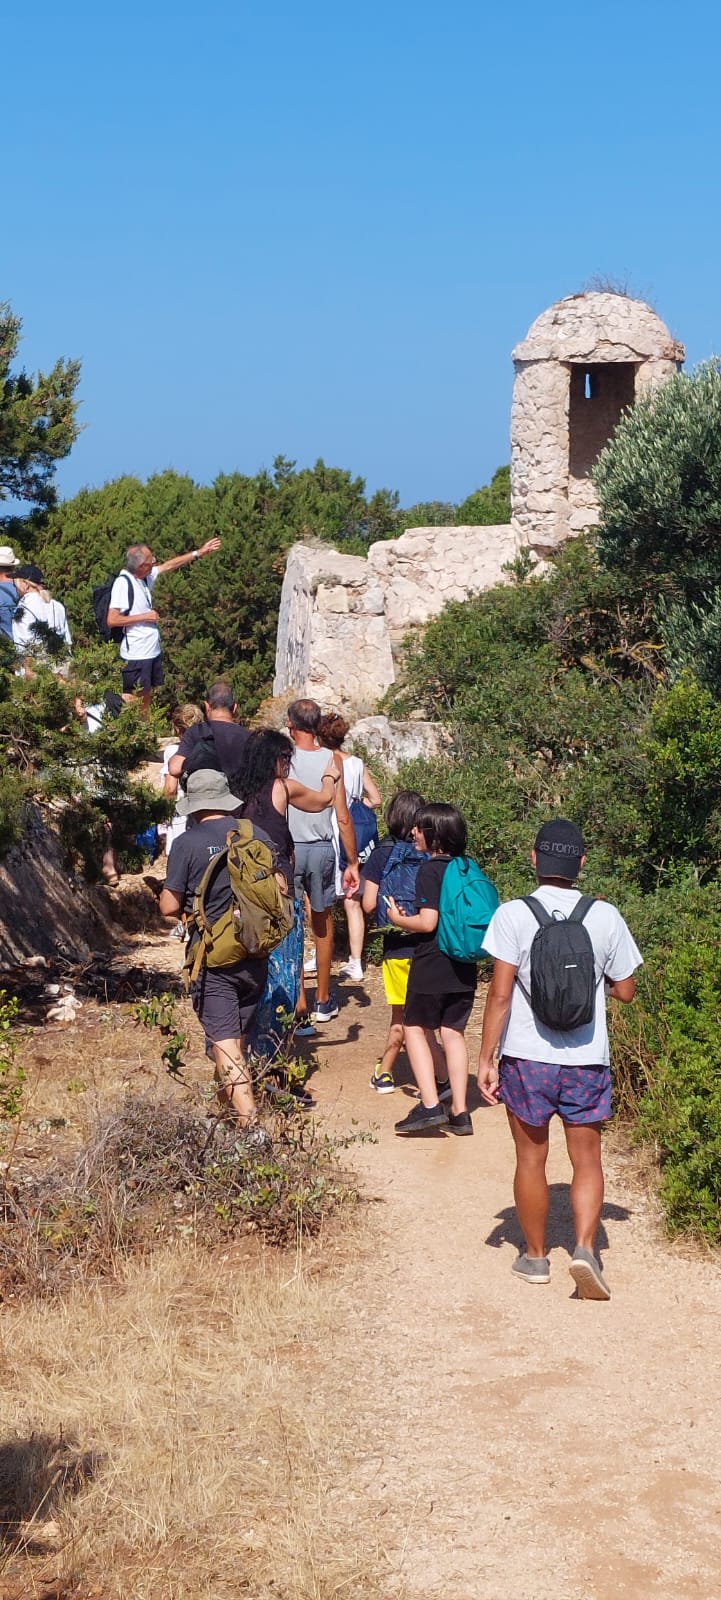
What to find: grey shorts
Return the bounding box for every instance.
[190,959,267,1043]
[293,841,336,913]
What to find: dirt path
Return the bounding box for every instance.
[301,966,721,1600]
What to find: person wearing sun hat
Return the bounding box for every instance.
[0,545,20,641]
[477,818,642,1301]
[159,769,284,1147]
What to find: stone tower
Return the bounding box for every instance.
[511,292,684,551]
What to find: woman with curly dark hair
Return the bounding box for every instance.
[236,728,340,1051]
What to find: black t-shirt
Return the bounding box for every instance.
[178,719,249,786]
[165,816,237,919]
[410,856,477,995]
[364,837,418,960]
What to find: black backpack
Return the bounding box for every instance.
[520,895,598,1031]
[92,573,133,643]
[180,722,224,793]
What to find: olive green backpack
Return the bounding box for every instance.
[183,821,293,989]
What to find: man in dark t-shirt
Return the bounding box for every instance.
[159,768,270,1144]
[167,680,249,789]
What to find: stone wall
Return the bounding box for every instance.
[273,522,518,715]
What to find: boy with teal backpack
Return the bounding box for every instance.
[386,802,498,1137]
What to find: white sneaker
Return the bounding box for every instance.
[303,953,317,976]
[338,959,364,982]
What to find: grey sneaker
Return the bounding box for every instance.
[512,1253,550,1285]
[569,1246,610,1301]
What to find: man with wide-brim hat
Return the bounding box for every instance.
[159,769,279,1145]
[0,545,20,642]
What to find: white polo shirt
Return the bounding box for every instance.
[109,568,160,660]
[483,885,643,1066]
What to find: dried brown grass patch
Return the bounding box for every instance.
[0,1092,360,1299]
[0,1243,396,1599]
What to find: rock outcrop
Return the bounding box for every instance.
[273,523,517,715]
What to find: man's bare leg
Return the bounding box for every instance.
[507,1110,550,1259]
[212,1037,256,1124]
[564,1122,605,1252]
[311,908,333,1004]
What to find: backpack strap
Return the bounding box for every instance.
[568,894,596,924]
[522,894,553,928]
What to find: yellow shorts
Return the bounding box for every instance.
[382,957,412,1007]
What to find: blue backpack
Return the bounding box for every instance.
[437,856,499,962]
[339,798,380,872]
[376,839,429,927]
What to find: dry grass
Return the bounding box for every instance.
[0,1242,395,1599]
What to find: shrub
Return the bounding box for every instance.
[0,1091,360,1298]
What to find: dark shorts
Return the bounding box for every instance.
[190,959,267,1044]
[498,1055,612,1127]
[121,654,164,693]
[403,989,475,1032]
[293,840,336,913]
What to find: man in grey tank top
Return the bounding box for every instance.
[288,699,359,1023]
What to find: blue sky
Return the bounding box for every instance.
[4,0,720,509]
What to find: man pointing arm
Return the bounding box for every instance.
[106,539,221,712]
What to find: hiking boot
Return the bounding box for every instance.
[369,1063,395,1094]
[446,1109,473,1136]
[311,998,339,1023]
[338,958,364,982]
[394,1101,448,1135]
[512,1253,551,1285]
[569,1246,611,1301]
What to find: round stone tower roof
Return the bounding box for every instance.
[512,291,684,367]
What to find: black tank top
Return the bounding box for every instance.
[240,782,294,891]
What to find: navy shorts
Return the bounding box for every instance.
[190,960,267,1043]
[121,654,164,693]
[498,1055,612,1127]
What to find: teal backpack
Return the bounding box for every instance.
[437,856,499,962]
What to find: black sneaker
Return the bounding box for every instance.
[413,1078,452,1103]
[446,1110,473,1136]
[394,1101,448,1135]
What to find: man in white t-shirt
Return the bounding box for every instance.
[106,538,221,711]
[478,819,642,1301]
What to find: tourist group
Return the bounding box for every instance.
[0,538,643,1302]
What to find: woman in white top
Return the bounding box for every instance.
[13,563,72,677]
[160,702,205,854]
[316,712,382,983]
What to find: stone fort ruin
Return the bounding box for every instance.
[274,291,684,714]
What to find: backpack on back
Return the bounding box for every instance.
[183,821,293,990]
[182,722,223,787]
[339,798,379,872]
[519,894,598,1031]
[375,839,429,927]
[437,856,500,962]
[92,573,133,644]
